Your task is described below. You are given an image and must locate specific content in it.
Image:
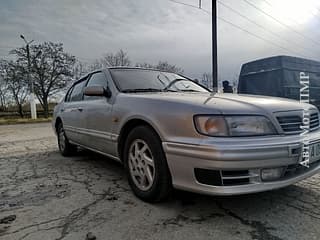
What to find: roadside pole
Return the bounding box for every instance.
[20,35,37,119]
[212,0,218,92]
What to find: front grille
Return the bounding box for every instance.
[311,113,320,129]
[277,112,319,134]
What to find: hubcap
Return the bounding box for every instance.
[128,139,155,191]
[58,128,66,152]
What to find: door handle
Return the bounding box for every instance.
[77,107,83,112]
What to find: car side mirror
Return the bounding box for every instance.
[84,86,112,98]
[104,87,112,98]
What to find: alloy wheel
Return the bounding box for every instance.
[58,128,66,152]
[128,139,155,191]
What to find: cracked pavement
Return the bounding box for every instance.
[0,123,319,240]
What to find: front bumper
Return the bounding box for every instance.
[162,130,320,196]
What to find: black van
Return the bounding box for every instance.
[238,55,320,109]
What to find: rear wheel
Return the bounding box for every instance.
[57,123,77,156]
[124,126,172,202]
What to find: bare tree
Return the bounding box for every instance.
[88,59,104,71]
[11,42,76,118]
[0,60,28,117]
[101,49,131,67]
[88,50,183,75]
[136,61,184,74]
[201,73,212,89]
[73,61,89,81]
[155,61,184,74]
[135,62,155,69]
[0,76,9,111]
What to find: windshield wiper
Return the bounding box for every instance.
[122,88,164,93]
[163,78,186,91]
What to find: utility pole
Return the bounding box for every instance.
[172,0,218,91]
[198,0,217,92]
[212,0,218,92]
[20,34,37,119]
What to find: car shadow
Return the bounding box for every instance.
[56,148,319,210]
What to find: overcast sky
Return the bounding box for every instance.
[1,0,320,85]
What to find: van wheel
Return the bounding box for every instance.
[57,123,77,156]
[124,126,172,202]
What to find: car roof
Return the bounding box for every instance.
[108,66,178,74]
[73,67,179,85]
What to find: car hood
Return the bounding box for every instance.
[123,92,314,114]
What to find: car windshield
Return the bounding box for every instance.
[109,69,209,93]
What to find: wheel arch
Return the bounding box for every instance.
[117,118,164,163]
[55,117,63,133]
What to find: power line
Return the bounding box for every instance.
[218,0,319,58]
[261,0,320,18]
[261,0,304,26]
[242,0,320,48]
[169,0,200,10]
[169,0,210,14]
[218,16,310,58]
[262,0,320,23]
[169,0,314,59]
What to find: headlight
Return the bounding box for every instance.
[194,115,277,137]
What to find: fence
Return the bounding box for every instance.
[0,110,54,119]
[0,103,57,119]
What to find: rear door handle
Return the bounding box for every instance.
[77,107,83,112]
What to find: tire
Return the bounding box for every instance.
[57,123,77,157]
[124,125,172,202]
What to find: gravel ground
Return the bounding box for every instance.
[0,123,319,240]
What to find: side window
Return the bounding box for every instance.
[65,86,74,102]
[84,72,108,100]
[70,80,87,102]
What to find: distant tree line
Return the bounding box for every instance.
[0,43,211,118]
[72,49,185,80]
[0,42,75,117]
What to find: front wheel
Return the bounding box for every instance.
[57,123,77,156]
[124,126,172,202]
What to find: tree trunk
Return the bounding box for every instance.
[0,95,5,111]
[43,98,49,118]
[18,104,24,118]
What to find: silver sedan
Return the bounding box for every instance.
[52,67,320,202]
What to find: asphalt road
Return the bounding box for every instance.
[0,123,319,240]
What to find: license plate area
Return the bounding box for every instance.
[310,142,320,163]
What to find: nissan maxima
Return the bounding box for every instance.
[53,67,320,202]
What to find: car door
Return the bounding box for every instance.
[61,78,88,145]
[82,71,115,155]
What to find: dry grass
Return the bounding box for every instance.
[0,117,52,125]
